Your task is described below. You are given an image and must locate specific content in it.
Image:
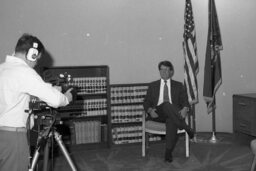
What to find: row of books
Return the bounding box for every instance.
[112,137,162,144]
[62,99,107,111]
[110,86,148,104]
[68,77,107,95]
[70,120,102,144]
[112,126,162,144]
[112,126,142,144]
[111,105,144,123]
[60,110,107,118]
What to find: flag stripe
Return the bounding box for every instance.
[184,56,197,103]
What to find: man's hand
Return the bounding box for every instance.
[64,88,73,103]
[180,107,189,118]
[149,108,158,118]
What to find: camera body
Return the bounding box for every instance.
[29,72,76,112]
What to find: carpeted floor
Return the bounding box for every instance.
[42,132,255,171]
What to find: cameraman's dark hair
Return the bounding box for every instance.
[15,33,45,55]
[158,60,174,71]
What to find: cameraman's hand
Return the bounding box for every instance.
[64,88,73,103]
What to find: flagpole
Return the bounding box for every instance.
[191,104,196,132]
[190,104,208,143]
[190,104,198,142]
[209,97,219,143]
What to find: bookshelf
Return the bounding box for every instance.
[41,66,111,148]
[110,83,161,145]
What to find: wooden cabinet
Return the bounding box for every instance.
[233,94,256,136]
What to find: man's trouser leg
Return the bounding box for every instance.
[0,130,29,171]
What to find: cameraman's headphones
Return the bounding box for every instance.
[26,42,39,62]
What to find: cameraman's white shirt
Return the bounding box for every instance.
[0,55,69,128]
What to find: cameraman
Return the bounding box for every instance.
[0,33,73,171]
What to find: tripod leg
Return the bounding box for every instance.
[54,131,77,171]
[28,148,41,171]
[29,133,50,171]
[43,140,50,171]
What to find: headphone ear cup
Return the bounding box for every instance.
[27,48,39,61]
[27,43,39,61]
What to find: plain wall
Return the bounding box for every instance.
[0,0,256,133]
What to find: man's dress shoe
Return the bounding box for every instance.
[165,149,173,163]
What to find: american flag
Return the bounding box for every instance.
[183,0,199,105]
[203,0,223,113]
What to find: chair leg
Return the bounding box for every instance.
[251,156,256,171]
[142,129,146,157]
[142,131,150,157]
[145,132,149,149]
[185,132,189,157]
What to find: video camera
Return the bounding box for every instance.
[29,72,77,112]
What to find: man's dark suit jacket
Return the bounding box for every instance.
[143,79,189,113]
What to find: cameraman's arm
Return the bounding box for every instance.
[22,68,70,108]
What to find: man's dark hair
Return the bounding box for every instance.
[15,33,45,55]
[158,60,174,71]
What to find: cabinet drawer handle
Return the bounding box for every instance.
[239,124,247,127]
[238,102,247,106]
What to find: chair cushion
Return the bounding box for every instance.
[145,120,186,134]
[145,120,166,132]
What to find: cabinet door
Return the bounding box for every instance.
[233,96,255,135]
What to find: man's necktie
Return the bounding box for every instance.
[163,80,169,102]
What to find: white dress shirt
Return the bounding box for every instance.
[0,55,69,127]
[157,79,172,105]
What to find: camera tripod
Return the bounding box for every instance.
[28,114,77,171]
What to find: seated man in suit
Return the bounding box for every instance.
[143,60,194,163]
